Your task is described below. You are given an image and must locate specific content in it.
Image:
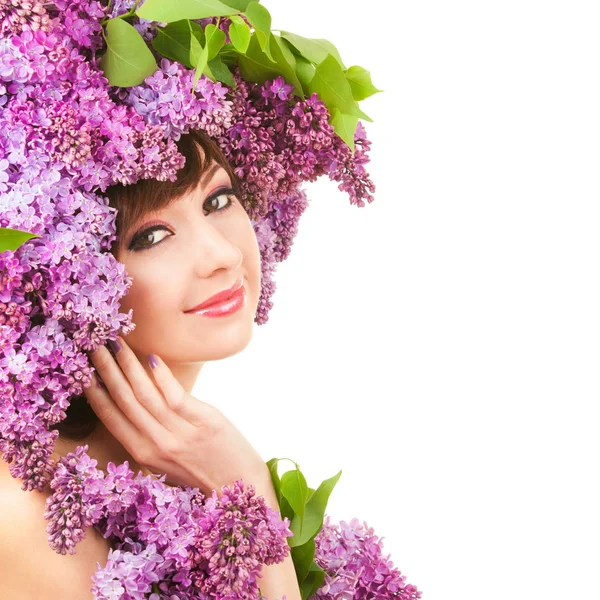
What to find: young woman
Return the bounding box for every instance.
[0,2,422,599]
[0,130,302,598]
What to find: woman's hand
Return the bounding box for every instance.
[82,336,271,495]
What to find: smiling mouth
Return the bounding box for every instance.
[185,286,246,317]
[185,278,244,313]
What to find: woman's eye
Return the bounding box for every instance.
[130,226,171,251]
[130,190,237,251]
[204,191,235,213]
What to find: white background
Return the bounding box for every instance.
[195,2,600,599]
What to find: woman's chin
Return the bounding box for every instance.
[180,318,255,361]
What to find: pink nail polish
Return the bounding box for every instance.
[148,354,159,369]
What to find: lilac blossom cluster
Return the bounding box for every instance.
[44,446,421,600]
[0,0,375,494]
[314,516,423,600]
[44,445,293,600]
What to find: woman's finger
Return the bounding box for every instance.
[108,336,185,431]
[88,344,172,443]
[146,353,209,426]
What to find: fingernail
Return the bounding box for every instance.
[148,354,159,369]
[108,338,122,354]
[97,377,105,389]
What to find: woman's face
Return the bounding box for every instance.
[113,158,262,374]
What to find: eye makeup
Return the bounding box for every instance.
[127,185,240,252]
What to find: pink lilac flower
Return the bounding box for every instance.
[0,0,53,36]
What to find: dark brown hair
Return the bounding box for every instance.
[50,129,241,441]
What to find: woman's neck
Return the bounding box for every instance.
[51,421,146,478]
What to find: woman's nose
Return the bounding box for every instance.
[190,221,243,277]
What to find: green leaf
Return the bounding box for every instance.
[280,30,346,69]
[189,22,224,90]
[288,469,341,548]
[244,1,273,60]
[299,562,326,600]
[136,0,242,23]
[190,28,205,66]
[207,55,236,87]
[228,15,251,53]
[294,54,315,93]
[218,40,238,60]
[345,65,383,101]
[224,0,256,9]
[269,33,304,98]
[264,458,302,523]
[152,20,205,69]
[290,538,316,584]
[281,468,309,533]
[99,18,157,87]
[237,33,276,81]
[204,23,226,60]
[330,108,358,153]
[308,53,357,115]
[279,494,295,523]
[272,33,296,70]
[202,60,216,81]
[308,52,372,140]
[0,227,40,253]
[192,43,209,90]
[266,457,283,504]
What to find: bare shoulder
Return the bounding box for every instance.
[0,460,112,600]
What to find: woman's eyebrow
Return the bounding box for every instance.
[200,163,223,187]
[123,163,227,246]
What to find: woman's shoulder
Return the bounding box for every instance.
[0,459,111,599]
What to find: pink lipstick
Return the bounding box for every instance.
[185,279,245,317]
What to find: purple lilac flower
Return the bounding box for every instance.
[123,58,234,141]
[185,479,293,598]
[43,446,422,599]
[43,443,104,554]
[91,542,168,600]
[46,447,295,600]
[313,516,423,600]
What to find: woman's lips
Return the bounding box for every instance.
[185,278,244,312]
[185,286,246,317]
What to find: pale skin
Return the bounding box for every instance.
[48,152,301,600]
